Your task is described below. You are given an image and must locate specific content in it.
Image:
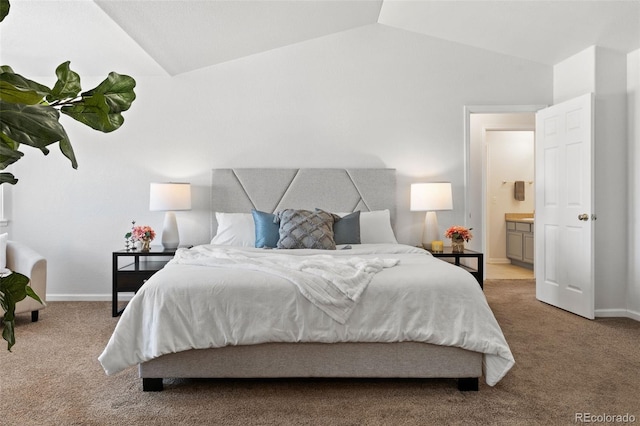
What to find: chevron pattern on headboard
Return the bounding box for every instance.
[210,168,396,235]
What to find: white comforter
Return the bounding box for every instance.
[171,245,399,323]
[99,244,515,386]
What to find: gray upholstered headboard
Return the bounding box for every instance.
[211,168,396,234]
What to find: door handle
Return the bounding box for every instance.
[578,214,589,221]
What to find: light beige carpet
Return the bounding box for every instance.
[1,280,639,425]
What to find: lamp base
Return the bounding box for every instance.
[422,211,440,250]
[161,211,180,249]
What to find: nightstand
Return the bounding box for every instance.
[427,247,484,289]
[112,247,177,317]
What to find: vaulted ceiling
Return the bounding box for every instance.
[2,1,639,77]
[95,0,384,75]
[95,0,640,75]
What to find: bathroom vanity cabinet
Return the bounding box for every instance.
[506,219,534,268]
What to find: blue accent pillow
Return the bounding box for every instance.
[251,209,280,248]
[333,211,361,245]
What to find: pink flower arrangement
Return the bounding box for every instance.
[131,225,156,242]
[444,225,473,242]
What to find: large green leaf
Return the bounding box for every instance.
[25,285,43,305]
[0,100,66,149]
[0,0,9,23]
[82,72,136,113]
[0,172,18,185]
[59,136,77,169]
[0,128,17,150]
[0,271,30,351]
[48,61,81,102]
[0,271,37,351]
[61,72,135,132]
[0,128,25,181]
[0,271,30,306]
[61,93,124,132]
[0,69,51,105]
[2,319,14,350]
[0,137,24,169]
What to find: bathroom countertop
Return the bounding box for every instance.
[505,213,535,223]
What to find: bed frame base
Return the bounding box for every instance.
[139,342,482,392]
[142,376,478,392]
[457,377,479,391]
[143,378,164,392]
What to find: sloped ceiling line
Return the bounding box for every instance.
[95,0,384,76]
[94,0,639,75]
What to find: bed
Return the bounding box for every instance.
[99,168,514,391]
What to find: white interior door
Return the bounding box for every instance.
[535,93,594,319]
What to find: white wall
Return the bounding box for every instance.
[4,18,552,298]
[594,48,630,315]
[553,46,629,317]
[486,130,534,263]
[553,46,597,104]
[628,49,640,319]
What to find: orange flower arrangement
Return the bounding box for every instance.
[444,226,473,242]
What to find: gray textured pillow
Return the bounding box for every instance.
[276,209,338,250]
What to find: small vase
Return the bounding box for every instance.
[451,237,465,253]
[141,239,151,252]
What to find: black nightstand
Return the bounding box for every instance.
[427,247,484,289]
[112,247,177,316]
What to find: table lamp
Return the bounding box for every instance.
[410,182,453,250]
[149,182,192,249]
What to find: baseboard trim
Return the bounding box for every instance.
[595,308,640,322]
[46,293,134,302]
[625,309,640,322]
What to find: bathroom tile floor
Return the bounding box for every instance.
[485,263,534,280]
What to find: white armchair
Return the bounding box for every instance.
[5,241,47,322]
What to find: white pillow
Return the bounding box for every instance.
[210,213,254,246]
[0,233,6,269]
[337,210,397,244]
[359,210,398,244]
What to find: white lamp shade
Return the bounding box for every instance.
[410,182,453,211]
[149,183,192,211]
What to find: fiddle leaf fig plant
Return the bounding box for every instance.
[0,0,136,349]
[0,0,136,185]
[0,270,42,351]
[0,62,136,184]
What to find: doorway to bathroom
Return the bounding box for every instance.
[466,108,541,280]
[485,128,535,279]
